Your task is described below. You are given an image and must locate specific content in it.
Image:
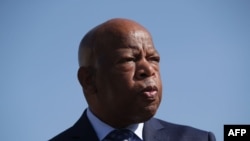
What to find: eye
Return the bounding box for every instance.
[149,56,160,63]
[117,57,136,64]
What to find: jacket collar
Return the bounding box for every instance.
[72,110,168,141]
[143,118,169,141]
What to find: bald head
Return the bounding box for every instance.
[78,18,152,67]
[77,18,162,127]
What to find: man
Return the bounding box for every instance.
[50,18,216,141]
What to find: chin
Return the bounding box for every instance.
[132,113,155,124]
[132,106,158,123]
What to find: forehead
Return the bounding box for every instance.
[96,29,155,53]
[92,20,158,60]
[78,19,157,67]
[126,30,154,48]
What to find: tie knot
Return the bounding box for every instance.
[103,129,141,141]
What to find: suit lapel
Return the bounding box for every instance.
[143,118,169,141]
[69,110,99,141]
[69,112,171,141]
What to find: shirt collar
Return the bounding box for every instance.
[86,108,144,140]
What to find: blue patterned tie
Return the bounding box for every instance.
[103,129,142,141]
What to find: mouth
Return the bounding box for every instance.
[140,85,158,100]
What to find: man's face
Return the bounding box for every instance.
[93,29,162,127]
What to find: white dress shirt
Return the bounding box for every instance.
[86,108,144,141]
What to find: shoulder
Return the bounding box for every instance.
[153,118,209,134]
[49,111,99,141]
[145,118,216,141]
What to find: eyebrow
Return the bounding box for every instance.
[119,45,159,55]
[123,45,156,51]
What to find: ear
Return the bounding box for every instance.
[77,67,97,94]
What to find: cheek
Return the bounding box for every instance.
[96,65,135,93]
[112,64,136,83]
[115,63,135,73]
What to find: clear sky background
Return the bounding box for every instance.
[1,1,249,141]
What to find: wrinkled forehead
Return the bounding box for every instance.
[126,30,154,47]
[95,31,154,60]
[78,18,155,67]
[95,25,154,50]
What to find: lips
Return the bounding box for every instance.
[140,85,158,100]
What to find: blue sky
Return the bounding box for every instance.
[1,1,249,141]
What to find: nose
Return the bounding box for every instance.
[135,58,155,80]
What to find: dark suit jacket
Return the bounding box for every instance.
[50,110,216,141]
